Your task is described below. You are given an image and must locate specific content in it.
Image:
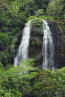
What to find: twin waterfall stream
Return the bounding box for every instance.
[43,20,54,70]
[14,20,55,70]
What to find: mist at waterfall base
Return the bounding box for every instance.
[14,19,55,70]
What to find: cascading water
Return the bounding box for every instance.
[42,20,54,70]
[14,19,54,70]
[14,20,31,67]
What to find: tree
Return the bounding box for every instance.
[0,59,38,97]
[34,0,49,11]
[46,0,65,17]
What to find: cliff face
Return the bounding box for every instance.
[48,20,65,68]
[29,19,65,69]
[13,19,65,69]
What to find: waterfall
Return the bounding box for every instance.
[14,19,54,70]
[42,20,54,70]
[14,20,31,66]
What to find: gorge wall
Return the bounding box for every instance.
[13,19,65,69]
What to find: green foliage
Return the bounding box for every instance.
[46,0,65,17]
[34,0,49,11]
[0,62,4,70]
[0,59,38,97]
[0,0,64,67]
[0,33,9,46]
[0,51,8,66]
[0,0,65,96]
[0,59,65,97]
[35,9,44,17]
[32,68,65,97]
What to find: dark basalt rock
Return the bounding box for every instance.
[48,20,65,68]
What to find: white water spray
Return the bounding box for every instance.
[42,20,54,70]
